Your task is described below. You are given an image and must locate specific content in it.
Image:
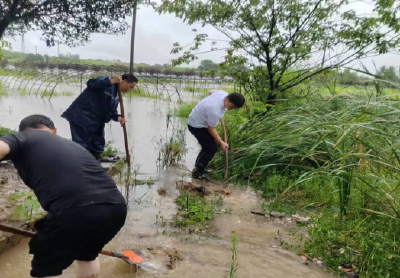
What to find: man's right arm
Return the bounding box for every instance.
[208,126,229,151]
[0,141,11,160]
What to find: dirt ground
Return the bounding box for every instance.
[0,161,31,254]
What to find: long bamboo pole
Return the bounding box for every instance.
[118,84,131,167]
[220,119,228,182]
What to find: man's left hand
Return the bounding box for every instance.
[118,117,127,126]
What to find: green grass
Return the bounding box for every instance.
[173,192,214,227]
[184,86,209,94]
[0,82,7,96]
[304,210,400,277]
[125,87,159,99]
[225,232,239,278]
[174,102,197,118]
[100,141,119,159]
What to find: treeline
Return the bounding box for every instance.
[1,50,223,78]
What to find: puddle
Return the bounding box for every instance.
[0,79,335,277]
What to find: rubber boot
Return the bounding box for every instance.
[192,167,210,181]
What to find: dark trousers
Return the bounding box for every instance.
[69,122,105,159]
[188,124,218,170]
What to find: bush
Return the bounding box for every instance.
[0,127,15,137]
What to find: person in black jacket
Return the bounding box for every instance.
[62,74,138,159]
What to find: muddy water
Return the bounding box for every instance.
[0,83,334,277]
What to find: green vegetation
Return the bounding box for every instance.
[0,82,7,96]
[125,87,159,99]
[0,1,139,47]
[184,86,209,94]
[175,102,196,118]
[304,210,400,277]
[204,86,400,276]
[0,127,15,137]
[157,127,187,166]
[160,0,400,104]
[100,141,119,159]
[173,192,214,227]
[225,232,239,278]
[174,73,400,276]
[161,142,186,165]
[9,191,44,221]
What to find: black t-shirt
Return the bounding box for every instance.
[0,130,125,213]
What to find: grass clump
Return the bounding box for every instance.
[100,141,119,158]
[184,86,209,94]
[160,141,186,165]
[225,232,239,278]
[126,87,159,99]
[0,82,7,96]
[173,192,214,227]
[174,102,196,118]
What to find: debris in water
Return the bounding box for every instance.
[176,180,231,196]
[299,254,309,264]
[163,248,182,270]
[157,188,167,196]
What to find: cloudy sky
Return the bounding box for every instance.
[6,5,229,68]
[4,2,400,71]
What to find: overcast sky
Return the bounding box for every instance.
[4,2,400,71]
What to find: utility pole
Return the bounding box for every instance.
[21,34,24,53]
[129,0,138,74]
[35,45,37,54]
[57,43,60,57]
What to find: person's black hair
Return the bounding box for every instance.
[122,74,139,83]
[227,93,245,108]
[19,115,55,132]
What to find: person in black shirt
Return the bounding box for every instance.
[0,115,127,278]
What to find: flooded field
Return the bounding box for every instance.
[0,79,335,277]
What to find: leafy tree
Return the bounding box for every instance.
[0,0,151,47]
[159,0,400,103]
[163,67,174,76]
[197,59,218,71]
[376,66,400,86]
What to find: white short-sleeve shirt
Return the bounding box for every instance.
[188,90,228,128]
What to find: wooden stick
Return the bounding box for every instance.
[0,223,35,237]
[220,119,228,182]
[117,84,131,167]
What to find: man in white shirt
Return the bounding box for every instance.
[188,90,245,180]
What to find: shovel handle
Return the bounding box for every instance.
[0,223,35,237]
[117,84,131,167]
[220,119,228,182]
